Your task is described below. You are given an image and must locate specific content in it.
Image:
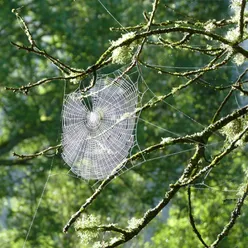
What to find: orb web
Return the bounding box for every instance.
[61,74,138,180]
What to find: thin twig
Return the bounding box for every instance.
[13,144,61,159]
[6,76,74,93]
[133,0,160,63]
[11,10,80,75]
[140,49,231,78]
[6,58,111,93]
[210,183,248,248]
[11,42,82,75]
[158,33,192,47]
[188,187,208,248]
[238,0,247,40]
[147,40,222,56]
[211,89,234,123]
[76,224,128,235]
[12,8,36,47]
[182,144,205,179]
[212,68,248,123]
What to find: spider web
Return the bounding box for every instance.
[62,71,139,180]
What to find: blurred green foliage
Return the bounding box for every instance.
[0,0,248,247]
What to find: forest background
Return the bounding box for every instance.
[0,0,248,247]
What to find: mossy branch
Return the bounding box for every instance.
[8,6,248,93]
[64,103,248,233]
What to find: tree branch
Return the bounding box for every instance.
[210,183,248,248]
[63,103,248,233]
[76,223,128,236]
[182,125,248,186]
[107,124,248,247]
[211,89,234,123]
[11,9,80,75]
[188,187,208,248]
[140,48,231,78]
[9,8,248,94]
[238,0,247,40]
[13,144,61,159]
[106,184,181,247]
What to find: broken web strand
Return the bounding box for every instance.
[23,156,55,248]
[97,0,127,32]
[22,80,67,248]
